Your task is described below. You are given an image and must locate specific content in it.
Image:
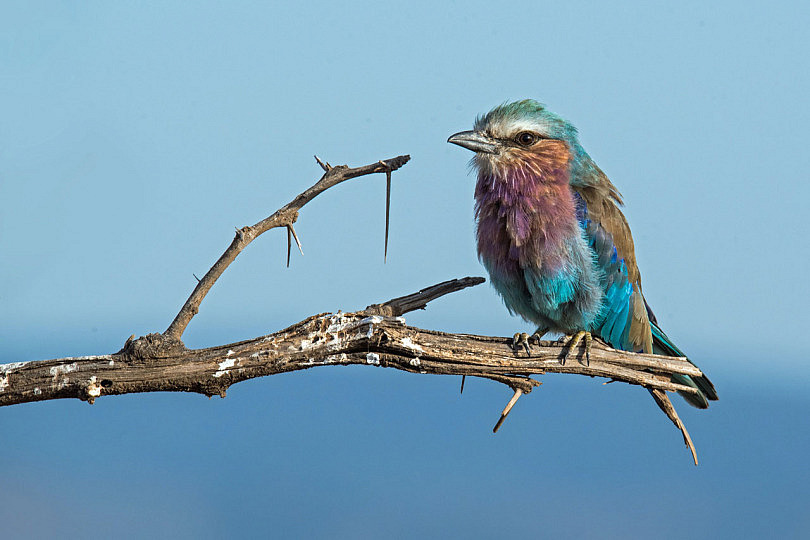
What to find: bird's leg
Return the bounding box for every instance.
[512,327,549,356]
[531,327,549,343]
[560,330,592,366]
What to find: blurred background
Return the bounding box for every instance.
[1,1,808,538]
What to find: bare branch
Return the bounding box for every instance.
[0,277,708,463]
[0,306,701,405]
[3,152,712,466]
[163,154,410,341]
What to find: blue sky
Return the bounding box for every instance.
[1,2,808,538]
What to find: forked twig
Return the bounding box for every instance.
[314,155,330,172]
[164,154,410,340]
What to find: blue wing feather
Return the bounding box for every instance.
[574,192,646,352]
[575,192,717,407]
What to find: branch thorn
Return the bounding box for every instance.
[493,387,523,433]
[286,226,292,268]
[379,160,392,263]
[288,224,304,256]
[649,388,699,466]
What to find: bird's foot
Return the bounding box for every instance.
[512,327,548,357]
[561,331,592,366]
[512,333,532,356]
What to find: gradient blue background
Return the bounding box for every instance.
[2,2,808,538]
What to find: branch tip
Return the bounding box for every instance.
[493,388,523,433]
[366,276,487,316]
[649,389,698,466]
[382,154,410,172]
[314,155,330,172]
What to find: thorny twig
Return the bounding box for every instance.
[0,274,707,463]
[164,154,409,341]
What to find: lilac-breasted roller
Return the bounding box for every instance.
[448,100,717,408]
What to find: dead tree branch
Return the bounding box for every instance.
[0,277,705,462]
[0,153,707,465]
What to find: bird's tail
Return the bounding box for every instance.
[650,322,718,409]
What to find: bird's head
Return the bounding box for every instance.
[448,99,582,177]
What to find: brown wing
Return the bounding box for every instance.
[574,165,640,286]
[573,158,717,407]
[573,160,653,353]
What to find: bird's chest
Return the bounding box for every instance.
[474,179,581,279]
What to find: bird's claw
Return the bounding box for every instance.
[512,327,549,357]
[561,331,592,366]
[512,332,532,356]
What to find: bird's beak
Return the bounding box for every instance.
[447,130,499,154]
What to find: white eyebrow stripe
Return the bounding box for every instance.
[488,118,553,138]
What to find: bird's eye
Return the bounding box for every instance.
[515,132,537,146]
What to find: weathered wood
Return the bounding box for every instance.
[0,294,704,408]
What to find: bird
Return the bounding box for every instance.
[448,99,717,408]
